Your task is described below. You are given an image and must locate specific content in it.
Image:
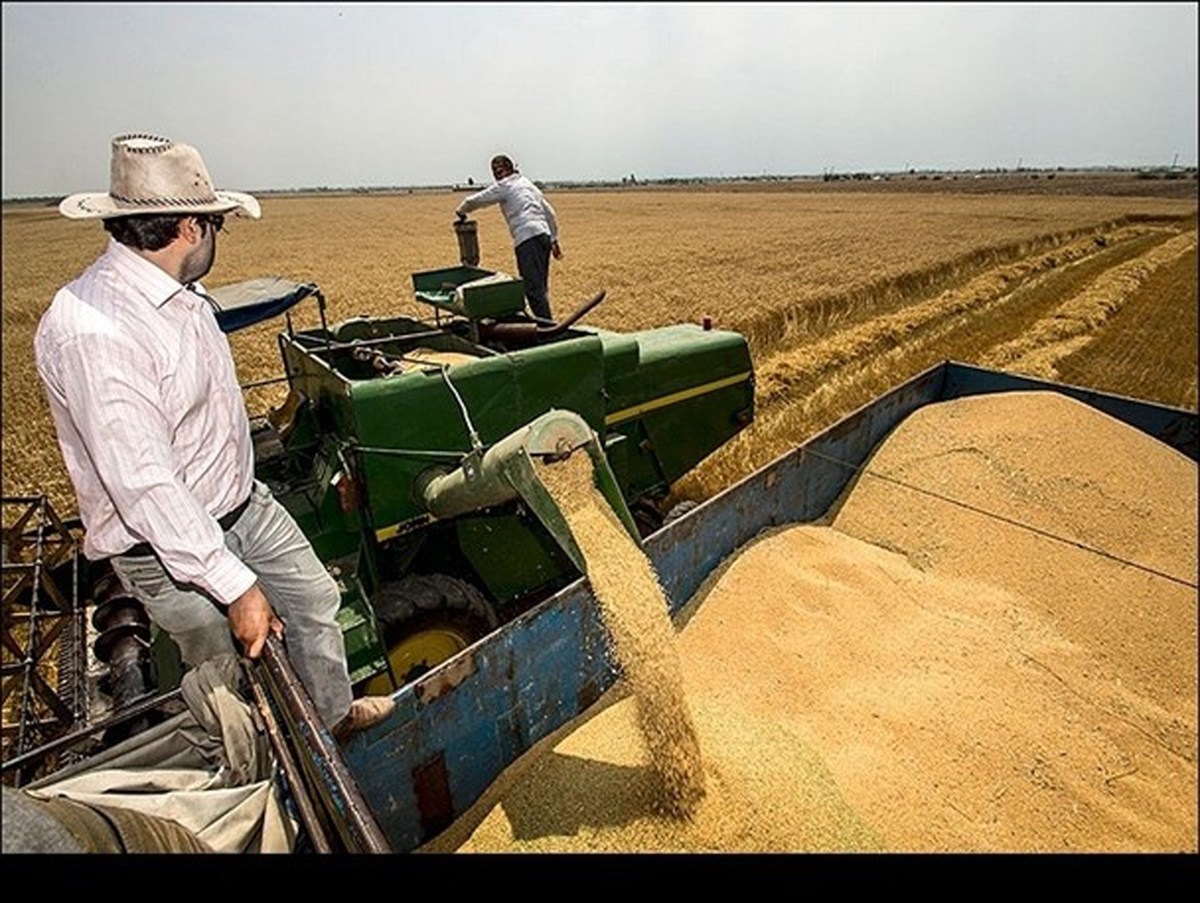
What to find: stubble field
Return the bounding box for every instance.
[2,174,1196,518]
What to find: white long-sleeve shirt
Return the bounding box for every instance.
[456,173,559,247]
[34,238,257,606]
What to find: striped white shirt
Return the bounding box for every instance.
[456,173,559,247]
[34,238,257,606]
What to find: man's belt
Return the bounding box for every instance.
[119,494,253,559]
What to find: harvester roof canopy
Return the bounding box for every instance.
[208,277,321,333]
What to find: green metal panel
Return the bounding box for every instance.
[599,324,754,495]
[337,578,387,685]
[411,265,492,294]
[604,419,663,499]
[601,324,753,416]
[641,380,755,484]
[350,337,607,534]
[267,438,364,563]
[600,430,634,490]
[455,511,576,604]
[411,265,526,319]
[592,329,641,380]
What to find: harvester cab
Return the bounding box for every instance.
[135,218,756,699]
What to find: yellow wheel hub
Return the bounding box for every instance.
[363,624,473,694]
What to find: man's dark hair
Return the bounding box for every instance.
[103,215,186,251]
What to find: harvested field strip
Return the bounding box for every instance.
[754,226,1179,407]
[676,223,1198,501]
[755,227,1188,409]
[979,231,1198,381]
[1055,250,1199,411]
[736,217,1191,361]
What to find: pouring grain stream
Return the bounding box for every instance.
[534,452,706,817]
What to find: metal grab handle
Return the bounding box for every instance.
[253,635,393,853]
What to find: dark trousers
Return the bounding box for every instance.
[515,233,553,321]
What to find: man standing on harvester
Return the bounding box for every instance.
[455,154,562,321]
[34,133,395,743]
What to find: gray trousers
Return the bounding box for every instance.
[109,479,352,728]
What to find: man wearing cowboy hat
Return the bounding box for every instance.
[35,134,394,741]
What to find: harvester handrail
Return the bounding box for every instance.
[295,330,448,352]
[350,444,469,461]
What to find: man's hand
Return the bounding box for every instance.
[551,240,563,260]
[227,583,284,659]
[455,210,467,222]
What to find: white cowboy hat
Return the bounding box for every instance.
[59,133,261,220]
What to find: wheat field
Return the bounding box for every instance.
[3,176,1196,518]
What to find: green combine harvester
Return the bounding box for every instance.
[203,221,756,694]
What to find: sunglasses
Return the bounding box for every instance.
[195,213,225,235]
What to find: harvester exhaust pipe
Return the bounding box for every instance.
[414,409,640,572]
[478,290,607,346]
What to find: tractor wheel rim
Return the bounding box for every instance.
[387,627,472,686]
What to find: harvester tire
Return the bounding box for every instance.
[664,500,700,524]
[369,574,499,688]
[631,498,700,538]
[631,500,666,538]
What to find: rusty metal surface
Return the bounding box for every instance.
[243,657,333,853]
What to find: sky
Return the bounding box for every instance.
[2,2,1197,198]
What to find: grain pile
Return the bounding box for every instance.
[421,391,1196,853]
[533,453,705,817]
